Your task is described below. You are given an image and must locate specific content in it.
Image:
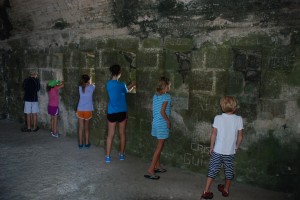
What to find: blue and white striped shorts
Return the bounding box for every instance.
[207,151,235,180]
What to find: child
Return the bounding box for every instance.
[76,74,95,148]
[21,70,40,132]
[144,77,171,180]
[201,96,243,199]
[47,80,64,138]
[105,64,136,162]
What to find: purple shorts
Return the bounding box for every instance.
[48,106,59,116]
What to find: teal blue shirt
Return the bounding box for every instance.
[106,80,128,114]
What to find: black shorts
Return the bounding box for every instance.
[107,112,127,123]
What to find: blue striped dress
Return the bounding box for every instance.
[151,93,171,139]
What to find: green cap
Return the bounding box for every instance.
[48,80,61,87]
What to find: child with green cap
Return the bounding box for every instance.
[47,80,64,138]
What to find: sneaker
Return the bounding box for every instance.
[105,156,111,163]
[201,191,213,199]
[119,154,125,161]
[85,143,91,148]
[32,127,39,132]
[78,144,83,149]
[51,132,59,138]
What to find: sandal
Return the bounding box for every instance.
[201,191,213,199]
[218,184,229,197]
[154,168,167,173]
[21,127,31,132]
[144,174,160,180]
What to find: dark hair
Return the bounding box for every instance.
[110,64,121,76]
[80,74,90,93]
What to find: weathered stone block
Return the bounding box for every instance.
[215,71,228,95]
[203,46,233,69]
[79,38,98,51]
[189,71,214,92]
[164,38,194,52]
[188,94,220,122]
[226,71,244,95]
[260,71,287,99]
[136,50,159,68]
[142,38,161,48]
[257,99,286,119]
[106,38,139,52]
[191,50,205,69]
[164,50,179,71]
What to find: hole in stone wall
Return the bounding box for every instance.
[233,48,262,103]
[119,51,136,93]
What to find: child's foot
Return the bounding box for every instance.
[154,168,167,173]
[217,184,229,197]
[21,127,31,132]
[32,127,39,132]
[201,191,213,199]
[51,132,59,138]
[119,154,125,161]
[105,156,111,163]
[85,143,91,148]
[78,144,83,149]
[144,174,160,180]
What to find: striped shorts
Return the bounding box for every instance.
[207,151,235,180]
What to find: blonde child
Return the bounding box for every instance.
[201,96,243,199]
[144,77,171,180]
[47,80,64,137]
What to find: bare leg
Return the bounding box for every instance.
[32,113,37,129]
[53,116,58,133]
[118,119,127,154]
[26,114,31,129]
[106,121,116,156]
[147,139,165,174]
[78,118,84,145]
[224,179,231,193]
[204,177,214,192]
[84,119,90,145]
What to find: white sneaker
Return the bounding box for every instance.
[51,132,59,138]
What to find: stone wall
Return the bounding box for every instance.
[0,0,299,195]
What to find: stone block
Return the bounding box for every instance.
[260,71,286,99]
[202,46,233,69]
[224,34,273,46]
[189,71,214,93]
[79,38,98,51]
[215,71,228,95]
[257,99,286,119]
[188,94,220,122]
[49,53,63,68]
[262,46,294,72]
[191,50,205,69]
[106,38,139,52]
[226,71,244,95]
[164,38,194,52]
[136,50,159,69]
[164,50,179,71]
[142,38,161,48]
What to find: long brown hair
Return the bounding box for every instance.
[80,74,90,93]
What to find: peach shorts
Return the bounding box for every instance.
[76,111,92,120]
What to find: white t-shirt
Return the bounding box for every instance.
[213,113,243,155]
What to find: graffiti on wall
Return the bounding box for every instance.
[183,142,210,167]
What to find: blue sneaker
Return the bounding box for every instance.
[78,144,83,149]
[105,156,111,163]
[119,154,125,161]
[85,143,91,148]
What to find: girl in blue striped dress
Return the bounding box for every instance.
[144,77,172,180]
